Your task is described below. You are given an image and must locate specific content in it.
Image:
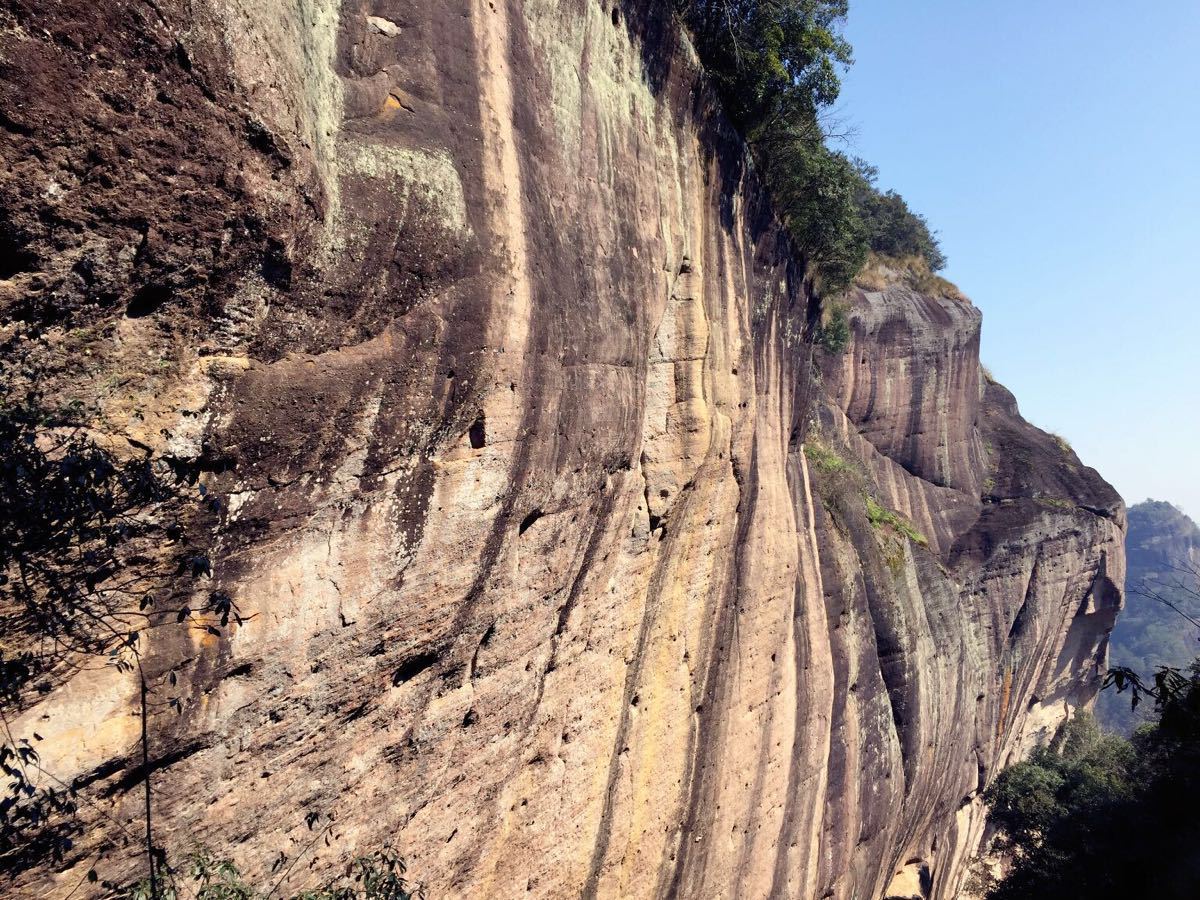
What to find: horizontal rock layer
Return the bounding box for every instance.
[0,1,1123,898]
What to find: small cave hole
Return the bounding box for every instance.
[611,5,620,27]
[462,708,478,727]
[518,508,543,535]
[480,621,497,647]
[391,649,441,686]
[0,234,36,280]
[125,283,172,318]
[260,239,292,289]
[468,413,486,449]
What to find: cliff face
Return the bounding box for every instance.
[0,2,1123,899]
[815,281,1123,897]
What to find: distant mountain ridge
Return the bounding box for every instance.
[1098,500,1200,732]
[1128,500,1200,570]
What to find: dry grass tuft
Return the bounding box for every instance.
[853,252,968,302]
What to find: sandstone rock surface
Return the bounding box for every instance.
[0,2,1123,898]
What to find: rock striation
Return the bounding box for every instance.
[0,1,1123,898]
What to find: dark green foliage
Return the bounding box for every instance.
[678,1,852,132]
[678,2,945,294]
[984,713,1133,849]
[851,161,946,271]
[678,1,864,292]
[813,302,851,353]
[983,762,1066,846]
[982,668,1200,899]
[758,134,868,292]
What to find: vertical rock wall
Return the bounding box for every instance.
[0,2,1122,898]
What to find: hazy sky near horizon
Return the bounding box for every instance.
[838,0,1200,516]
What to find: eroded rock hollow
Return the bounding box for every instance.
[0,1,1123,897]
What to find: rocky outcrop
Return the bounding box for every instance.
[815,282,1123,898]
[0,2,1123,898]
[1096,501,1199,733]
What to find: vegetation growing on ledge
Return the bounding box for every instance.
[803,439,852,475]
[677,1,946,295]
[814,301,851,353]
[853,253,966,301]
[865,496,928,546]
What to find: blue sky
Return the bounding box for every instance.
[837,0,1200,517]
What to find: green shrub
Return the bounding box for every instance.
[677,1,852,132]
[677,2,864,292]
[983,669,1200,899]
[985,760,1068,843]
[851,160,946,271]
[759,135,869,293]
[865,496,928,546]
[804,440,850,474]
[814,302,851,353]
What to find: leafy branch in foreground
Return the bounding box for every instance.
[0,392,244,887]
[982,658,1200,896]
[119,847,424,900]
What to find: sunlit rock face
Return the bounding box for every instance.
[0,2,1122,898]
[817,283,1123,898]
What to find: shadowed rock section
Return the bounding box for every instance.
[0,2,1122,898]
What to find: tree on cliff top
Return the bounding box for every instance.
[677,1,946,293]
[851,160,946,271]
[680,0,852,132]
